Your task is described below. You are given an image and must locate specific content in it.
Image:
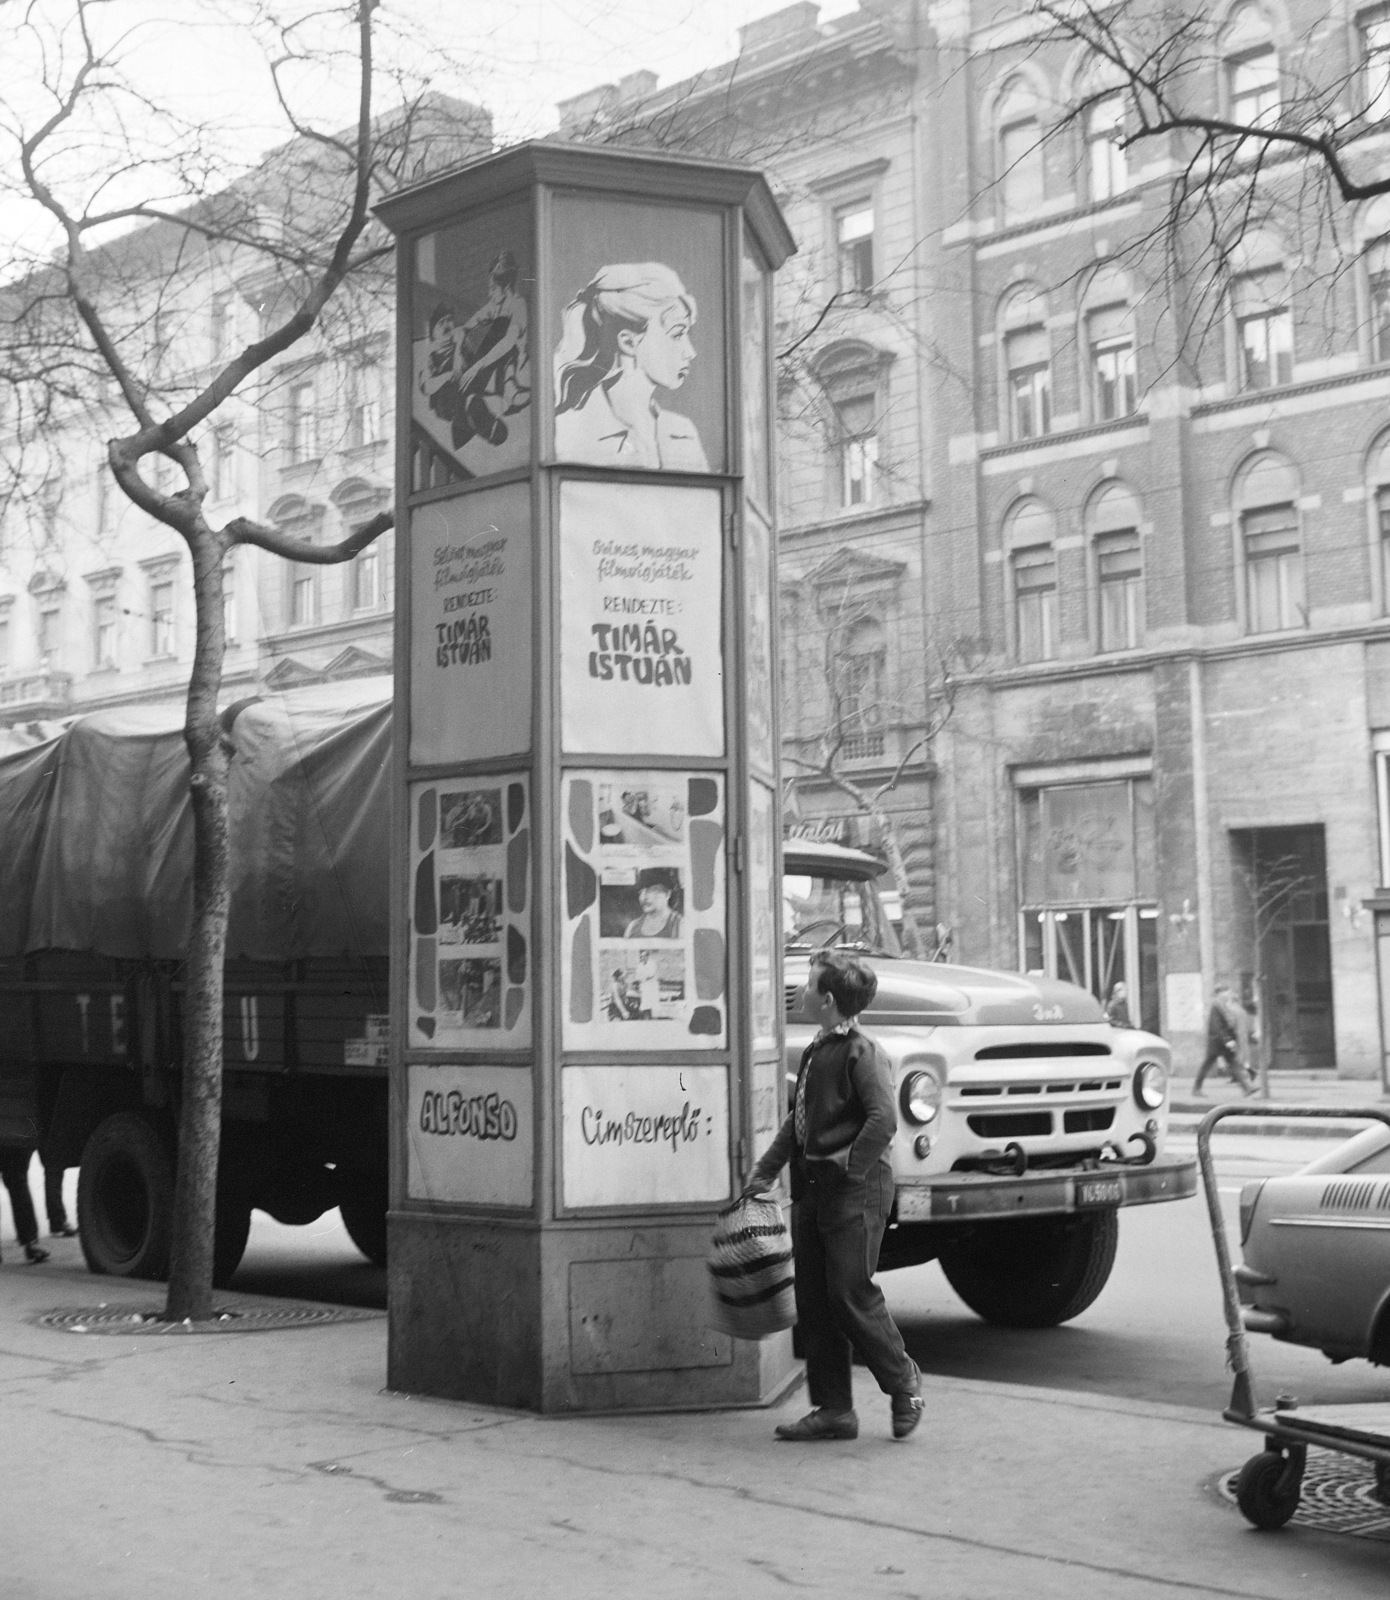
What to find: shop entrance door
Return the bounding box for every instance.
[1027,905,1160,1032]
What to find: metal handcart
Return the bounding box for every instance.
[1198,1102,1390,1529]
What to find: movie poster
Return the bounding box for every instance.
[559,479,724,757]
[409,483,531,765]
[411,201,531,489]
[562,769,726,1051]
[409,776,531,1050]
[547,197,725,475]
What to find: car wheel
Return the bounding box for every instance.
[339,1171,388,1266]
[1235,1450,1302,1530]
[938,1211,1118,1328]
[77,1113,175,1280]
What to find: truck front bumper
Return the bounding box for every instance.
[893,1157,1197,1223]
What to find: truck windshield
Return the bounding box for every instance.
[783,871,903,959]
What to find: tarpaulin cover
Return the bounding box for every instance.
[0,677,392,962]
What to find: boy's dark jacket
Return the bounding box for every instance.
[749,1027,897,1200]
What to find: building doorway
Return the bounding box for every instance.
[1230,825,1334,1072]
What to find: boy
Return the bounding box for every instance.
[744,951,922,1441]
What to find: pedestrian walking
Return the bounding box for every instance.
[1104,980,1132,1028]
[42,1153,76,1238]
[0,1145,51,1264]
[743,950,923,1442]
[1192,984,1255,1096]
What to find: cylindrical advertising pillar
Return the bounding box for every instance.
[376,143,796,1412]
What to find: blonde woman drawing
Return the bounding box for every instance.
[553,263,708,471]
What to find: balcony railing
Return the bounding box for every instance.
[0,670,73,714]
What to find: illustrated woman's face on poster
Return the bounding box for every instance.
[618,300,695,391]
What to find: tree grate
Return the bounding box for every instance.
[35,1302,384,1336]
[1218,1450,1390,1541]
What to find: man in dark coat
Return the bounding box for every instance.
[745,950,922,1441]
[1193,984,1255,1095]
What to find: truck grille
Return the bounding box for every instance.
[1063,1107,1115,1134]
[966,1111,1052,1138]
[959,1080,1122,1097]
[974,1042,1111,1060]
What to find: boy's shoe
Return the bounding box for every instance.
[891,1392,926,1439]
[50,1224,77,1238]
[23,1243,49,1264]
[774,1408,859,1442]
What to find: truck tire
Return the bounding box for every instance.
[339,1173,388,1267]
[78,1113,175,1280]
[213,1184,253,1288]
[939,1210,1119,1328]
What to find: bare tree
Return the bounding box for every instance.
[0,0,480,1320]
[782,570,969,959]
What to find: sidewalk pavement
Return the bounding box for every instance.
[1169,1070,1390,1138]
[2,1249,1387,1599]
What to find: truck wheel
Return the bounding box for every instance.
[78,1113,174,1280]
[1235,1450,1301,1529]
[213,1184,253,1288]
[339,1174,388,1267]
[939,1210,1119,1328]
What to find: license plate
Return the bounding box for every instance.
[1076,1177,1124,1208]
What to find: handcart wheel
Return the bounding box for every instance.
[1374,1461,1390,1507]
[1235,1451,1302,1530]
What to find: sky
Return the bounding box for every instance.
[0,0,857,258]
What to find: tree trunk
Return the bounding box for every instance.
[873,809,923,959]
[164,531,229,1322]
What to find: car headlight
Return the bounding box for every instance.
[900,1068,943,1125]
[1133,1059,1167,1111]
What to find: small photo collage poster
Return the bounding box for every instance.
[409,775,530,1049]
[562,769,726,1051]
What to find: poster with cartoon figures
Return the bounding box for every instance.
[560,479,723,757]
[409,776,531,1050]
[548,197,725,474]
[412,200,532,488]
[562,769,726,1051]
[410,482,532,766]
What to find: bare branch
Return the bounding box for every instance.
[228,507,391,563]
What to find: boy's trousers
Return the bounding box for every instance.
[791,1158,917,1413]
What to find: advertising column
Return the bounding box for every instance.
[379,144,793,1413]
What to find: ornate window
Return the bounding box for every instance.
[996,78,1046,220]
[1232,269,1292,390]
[810,341,893,513]
[1235,453,1303,633]
[1002,287,1052,439]
[1223,6,1280,127]
[1087,482,1144,651]
[1006,499,1058,662]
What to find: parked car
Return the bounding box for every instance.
[1237,1123,1390,1363]
[779,839,1195,1327]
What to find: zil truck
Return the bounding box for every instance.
[0,680,1194,1320]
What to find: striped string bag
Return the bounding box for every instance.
[707,1191,796,1339]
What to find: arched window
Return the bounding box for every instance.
[1229,240,1292,390]
[811,340,892,510]
[1086,481,1144,650]
[269,494,326,629]
[1006,499,1058,662]
[1001,287,1052,439]
[1235,452,1303,633]
[1073,54,1129,202]
[1081,264,1137,421]
[333,478,390,612]
[1222,4,1280,128]
[996,77,1046,221]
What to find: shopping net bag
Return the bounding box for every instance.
[707,1191,796,1340]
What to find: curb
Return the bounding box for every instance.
[1168,1108,1380,1139]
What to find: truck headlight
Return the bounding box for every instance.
[900,1069,943,1125]
[1133,1060,1166,1111]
